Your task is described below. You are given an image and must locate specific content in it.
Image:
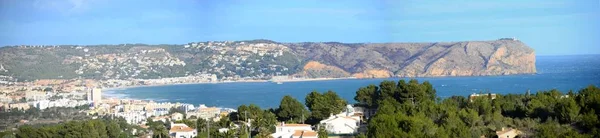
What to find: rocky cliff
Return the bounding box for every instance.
[288,39,536,78]
[0,39,536,81]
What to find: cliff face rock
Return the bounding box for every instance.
[289,39,536,78]
[352,69,393,78]
[298,61,350,78]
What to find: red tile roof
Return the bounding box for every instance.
[170,126,195,132]
[293,130,318,137]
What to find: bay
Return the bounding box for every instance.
[105,55,600,109]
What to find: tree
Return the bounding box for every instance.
[305,90,347,122]
[255,127,273,138]
[106,120,121,138]
[92,120,108,138]
[555,97,581,123]
[354,84,378,108]
[398,79,427,104]
[422,81,436,101]
[237,124,250,138]
[378,80,397,100]
[82,121,100,138]
[318,125,328,138]
[197,118,208,133]
[152,125,168,138]
[16,125,42,138]
[276,95,308,123]
[253,110,277,133]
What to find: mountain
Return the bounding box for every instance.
[0,39,536,81]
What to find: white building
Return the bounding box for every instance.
[151,116,170,123]
[33,100,50,110]
[271,122,318,138]
[186,106,220,119]
[0,94,12,103]
[91,88,102,107]
[25,91,48,101]
[319,105,362,135]
[178,104,195,114]
[33,99,90,110]
[114,111,148,124]
[150,108,170,117]
[218,128,229,133]
[170,112,184,121]
[496,127,522,138]
[169,123,197,138]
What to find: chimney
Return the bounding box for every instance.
[281,122,285,126]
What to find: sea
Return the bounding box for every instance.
[104,55,600,109]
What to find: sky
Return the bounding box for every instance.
[0,0,599,55]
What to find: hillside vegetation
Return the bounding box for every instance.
[0,39,536,81]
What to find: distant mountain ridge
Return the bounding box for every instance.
[0,39,536,81]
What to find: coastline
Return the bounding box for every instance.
[102,73,541,91]
[103,77,359,90]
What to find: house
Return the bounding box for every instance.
[319,105,361,135]
[271,122,317,138]
[352,106,373,119]
[186,107,220,119]
[171,112,184,121]
[169,123,197,138]
[218,128,229,133]
[292,130,318,138]
[8,103,30,111]
[151,116,170,123]
[469,93,497,102]
[496,127,521,138]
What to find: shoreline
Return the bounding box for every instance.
[103,73,540,91]
[103,77,360,90]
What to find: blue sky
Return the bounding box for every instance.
[0,0,599,55]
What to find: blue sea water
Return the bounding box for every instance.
[105,55,600,109]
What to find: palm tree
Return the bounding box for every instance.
[152,125,168,138]
[255,128,273,138]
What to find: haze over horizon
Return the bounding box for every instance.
[1,0,599,56]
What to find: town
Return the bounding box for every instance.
[0,77,373,138]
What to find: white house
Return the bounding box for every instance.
[169,123,197,138]
[496,127,522,138]
[271,122,318,138]
[218,128,229,133]
[114,111,148,124]
[319,105,362,135]
[171,112,184,121]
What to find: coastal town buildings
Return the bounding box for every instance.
[271,122,318,138]
[169,123,197,138]
[469,93,497,102]
[0,94,12,103]
[114,111,149,124]
[25,91,48,101]
[151,116,170,123]
[91,88,102,107]
[171,112,184,121]
[32,99,90,110]
[4,103,30,111]
[496,127,522,138]
[319,105,362,135]
[186,105,222,119]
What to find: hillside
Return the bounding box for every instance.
[0,39,536,81]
